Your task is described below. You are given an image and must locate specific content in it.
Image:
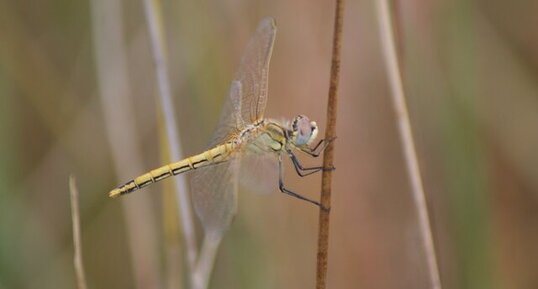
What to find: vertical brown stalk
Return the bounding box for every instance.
[316,0,344,288]
[69,175,88,289]
[376,1,442,288]
[141,0,199,278]
[91,0,162,286]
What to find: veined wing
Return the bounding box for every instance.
[239,148,279,194]
[234,17,276,124]
[208,80,244,147]
[191,18,276,236]
[191,157,240,239]
[191,83,241,236]
[192,78,242,237]
[208,17,276,146]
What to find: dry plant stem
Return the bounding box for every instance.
[316,0,344,288]
[141,0,199,275]
[69,175,88,289]
[376,1,442,289]
[91,0,161,288]
[192,236,222,289]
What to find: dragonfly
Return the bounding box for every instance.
[109,17,333,236]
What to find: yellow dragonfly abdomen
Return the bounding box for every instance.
[109,142,236,198]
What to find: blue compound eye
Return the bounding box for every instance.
[292,115,317,146]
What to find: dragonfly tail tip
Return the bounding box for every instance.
[109,189,121,198]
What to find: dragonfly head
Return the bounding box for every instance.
[289,115,319,146]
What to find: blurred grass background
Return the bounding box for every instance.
[1,0,537,289]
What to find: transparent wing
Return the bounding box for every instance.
[234,17,276,123]
[239,150,279,194]
[208,81,244,147]
[191,158,240,238]
[208,17,276,145]
[190,18,277,236]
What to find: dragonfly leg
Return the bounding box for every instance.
[278,156,329,211]
[286,149,334,177]
[300,137,336,157]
